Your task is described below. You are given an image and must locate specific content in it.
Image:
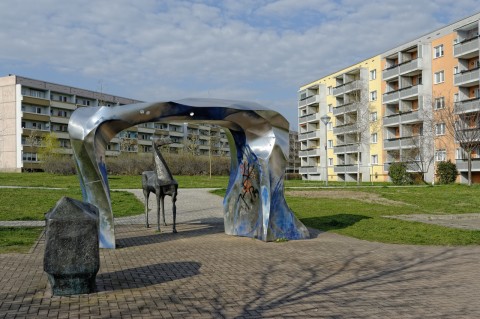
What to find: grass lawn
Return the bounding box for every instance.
[0,172,230,189]
[212,185,480,246]
[0,227,44,253]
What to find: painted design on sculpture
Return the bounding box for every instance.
[68,98,309,248]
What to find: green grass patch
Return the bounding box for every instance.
[211,186,480,245]
[0,227,43,253]
[0,172,229,189]
[0,188,143,220]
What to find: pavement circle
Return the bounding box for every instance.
[1,189,480,317]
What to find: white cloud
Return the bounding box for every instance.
[0,0,477,129]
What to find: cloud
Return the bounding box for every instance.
[0,0,477,128]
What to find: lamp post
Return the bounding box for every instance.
[321,114,331,186]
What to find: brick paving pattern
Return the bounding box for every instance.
[1,189,480,318]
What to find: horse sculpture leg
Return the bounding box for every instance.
[156,190,161,232]
[161,193,167,227]
[144,189,150,228]
[172,187,178,233]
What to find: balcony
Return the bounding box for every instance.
[333,102,357,116]
[334,164,358,173]
[383,85,421,104]
[298,95,320,107]
[455,98,480,114]
[399,58,422,76]
[333,144,358,154]
[383,59,423,81]
[454,36,480,59]
[383,136,419,150]
[382,110,421,127]
[456,128,480,143]
[454,68,480,87]
[299,130,322,141]
[298,113,321,124]
[299,166,321,174]
[299,148,322,157]
[333,123,357,135]
[333,80,361,96]
[383,90,400,104]
[456,158,480,171]
[399,85,421,100]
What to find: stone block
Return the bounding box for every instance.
[44,197,99,295]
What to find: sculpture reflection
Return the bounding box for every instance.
[69,98,309,248]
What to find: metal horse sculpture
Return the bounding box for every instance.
[69,98,310,249]
[142,138,178,233]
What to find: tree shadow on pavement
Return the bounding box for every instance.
[96,261,201,292]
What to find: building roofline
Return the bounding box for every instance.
[299,11,480,90]
[6,74,143,105]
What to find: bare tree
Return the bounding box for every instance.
[343,79,380,184]
[437,98,480,186]
[184,133,200,155]
[399,106,436,183]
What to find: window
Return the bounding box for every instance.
[435,149,446,161]
[371,133,378,144]
[435,123,446,135]
[327,140,333,149]
[327,122,333,131]
[371,112,378,122]
[454,93,459,102]
[327,86,333,95]
[434,97,445,110]
[328,104,333,113]
[371,154,378,164]
[434,71,445,84]
[36,107,42,114]
[328,158,333,166]
[454,66,459,74]
[370,90,377,101]
[22,152,38,162]
[434,45,444,58]
[370,69,377,80]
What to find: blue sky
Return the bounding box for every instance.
[0,0,478,129]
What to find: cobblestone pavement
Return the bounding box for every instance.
[2,189,480,318]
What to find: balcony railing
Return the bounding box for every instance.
[454,68,480,87]
[299,148,322,157]
[454,36,480,58]
[382,85,421,104]
[382,58,422,80]
[299,113,321,124]
[383,136,419,149]
[332,80,361,96]
[333,102,358,116]
[298,94,320,107]
[299,166,322,174]
[456,158,480,171]
[333,144,358,154]
[299,130,321,140]
[334,165,358,173]
[455,98,480,114]
[333,123,357,135]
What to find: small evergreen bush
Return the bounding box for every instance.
[388,162,413,185]
[436,160,458,184]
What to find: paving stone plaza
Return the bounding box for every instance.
[2,189,480,318]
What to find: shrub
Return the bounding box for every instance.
[388,162,413,185]
[42,155,77,175]
[436,160,458,184]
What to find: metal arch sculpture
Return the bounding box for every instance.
[68,98,310,248]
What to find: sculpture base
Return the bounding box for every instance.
[47,274,96,296]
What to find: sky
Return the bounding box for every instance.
[0,0,478,130]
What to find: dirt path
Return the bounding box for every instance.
[286,189,409,206]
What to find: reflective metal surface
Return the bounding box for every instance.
[69,98,309,248]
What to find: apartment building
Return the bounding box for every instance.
[0,74,230,172]
[299,12,480,184]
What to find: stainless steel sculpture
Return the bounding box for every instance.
[69,98,309,248]
[142,137,178,233]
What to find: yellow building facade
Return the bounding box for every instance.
[299,12,480,184]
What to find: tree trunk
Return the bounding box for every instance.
[468,154,472,186]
